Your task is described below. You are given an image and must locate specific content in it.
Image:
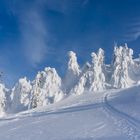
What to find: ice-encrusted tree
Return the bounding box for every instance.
[11,77,32,112]
[68,51,81,76]
[63,51,81,93]
[111,44,134,88]
[0,83,9,116]
[29,67,64,108]
[70,62,92,95]
[70,74,87,95]
[70,48,106,95]
[89,48,106,91]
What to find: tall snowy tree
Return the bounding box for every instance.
[111,44,134,88]
[70,48,106,95]
[29,67,64,109]
[89,48,106,91]
[11,77,32,112]
[63,51,81,94]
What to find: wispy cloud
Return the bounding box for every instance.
[20,9,48,67]
[18,0,86,66]
[7,0,49,67]
[12,0,85,66]
[122,17,140,41]
[45,0,87,14]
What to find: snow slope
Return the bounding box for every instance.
[0,85,140,140]
[0,44,140,139]
[0,44,139,115]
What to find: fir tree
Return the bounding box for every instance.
[30,67,64,108]
[11,77,32,112]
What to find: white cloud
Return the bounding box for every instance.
[8,0,86,66]
[123,18,140,41]
[7,0,50,67]
[20,10,48,66]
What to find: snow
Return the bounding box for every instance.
[63,51,81,94]
[2,44,139,112]
[89,48,105,91]
[11,77,32,113]
[29,67,64,109]
[0,86,140,139]
[0,44,140,139]
[0,83,10,116]
[111,44,134,88]
[70,48,106,95]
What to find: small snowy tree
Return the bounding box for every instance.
[29,67,64,109]
[0,83,9,116]
[11,77,32,112]
[70,62,92,95]
[68,51,81,76]
[70,73,87,95]
[63,51,81,93]
[29,71,46,108]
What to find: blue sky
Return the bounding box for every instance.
[0,0,140,87]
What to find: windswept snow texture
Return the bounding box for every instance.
[0,86,140,140]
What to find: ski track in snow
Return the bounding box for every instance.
[0,89,140,139]
[103,93,140,140]
[0,102,103,122]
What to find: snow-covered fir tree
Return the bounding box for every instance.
[89,48,106,91]
[70,62,92,95]
[29,67,64,108]
[68,51,81,76]
[111,44,134,88]
[70,73,87,95]
[63,51,81,94]
[70,48,106,95]
[11,77,32,112]
[0,83,9,116]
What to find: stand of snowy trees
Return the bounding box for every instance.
[0,44,139,116]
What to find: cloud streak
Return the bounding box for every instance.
[18,0,86,66]
[10,0,89,67]
[20,9,48,66]
[45,0,87,14]
[9,0,49,67]
[122,17,140,41]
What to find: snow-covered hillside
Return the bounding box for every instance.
[0,85,140,140]
[0,44,139,115]
[0,44,140,139]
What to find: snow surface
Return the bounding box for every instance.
[0,44,140,139]
[0,85,140,140]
